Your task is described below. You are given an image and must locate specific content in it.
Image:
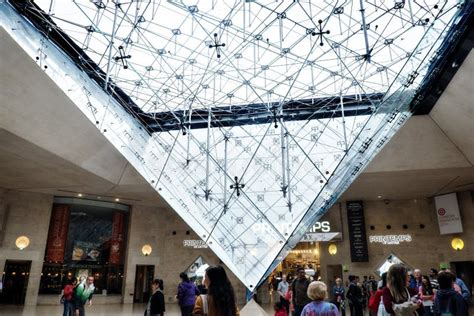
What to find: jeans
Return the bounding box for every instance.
[76,304,85,316]
[63,300,74,316]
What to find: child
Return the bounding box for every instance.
[275,301,287,316]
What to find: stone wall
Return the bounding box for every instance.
[0,189,53,305]
[123,202,247,305]
[0,188,247,306]
[320,191,474,284]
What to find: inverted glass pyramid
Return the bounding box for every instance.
[1,0,467,289]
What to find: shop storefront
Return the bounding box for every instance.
[38,197,129,299]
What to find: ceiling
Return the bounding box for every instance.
[0,25,472,204]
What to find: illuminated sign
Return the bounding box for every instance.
[251,221,332,234]
[289,249,317,254]
[308,221,331,233]
[369,235,412,245]
[183,240,208,248]
[300,232,341,242]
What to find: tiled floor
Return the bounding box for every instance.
[0,303,274,316]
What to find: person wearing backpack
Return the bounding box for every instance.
[433,271,468,316]
[382,264,422,316]
[62,277,77,316]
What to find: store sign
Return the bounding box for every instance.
[290,249,316,254]
[251,220,341,242]
[434,193,463,235]
[347,201,369,262]
[369,234,412,245]
[183,240,208,249]
[308,221,331,233]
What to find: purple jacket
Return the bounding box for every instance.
[177,281,199,306]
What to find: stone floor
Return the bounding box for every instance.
[1,303,473,316]
[0,303,274,316]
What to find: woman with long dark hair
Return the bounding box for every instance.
[192,266,239,316]
[382,264,421,316]
[419,275,434,316]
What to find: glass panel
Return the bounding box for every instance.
[375,253,413,276]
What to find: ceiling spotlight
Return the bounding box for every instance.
[115,198,120,202]
[377,195,382,199]
[78,193,83,197]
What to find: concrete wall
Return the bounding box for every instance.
[0,189,53,305]
[123,203,247,305]
[320,191,474,283]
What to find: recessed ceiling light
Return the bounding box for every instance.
[77,193,83,197]
[377,195,382,199]
[97,196,101,200]
[115,198,120,202]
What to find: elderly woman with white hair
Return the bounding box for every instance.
[301,281,339,316]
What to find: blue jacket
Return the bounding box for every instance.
[177,281,199,307]
[455,278,470,302]
[434,288,468,316]
[409,278,422,290]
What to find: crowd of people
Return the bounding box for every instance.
[59,264,470,316]
[270,266,471,316]
[60,265,239,316]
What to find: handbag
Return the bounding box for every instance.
[369,290,382,313]
[392,289,418,316]
[201,294,208,316]
[285,290,292,301]
[60,294,65,304]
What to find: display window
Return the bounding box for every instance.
[38,198,129,295]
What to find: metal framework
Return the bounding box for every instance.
[2,0,472,290]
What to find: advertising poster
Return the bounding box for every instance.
[45,204,70,263]
[109,212,125,264]
[72,241,101,261]
[435,193,463,235]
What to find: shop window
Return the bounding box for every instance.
[39,198,129,295]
